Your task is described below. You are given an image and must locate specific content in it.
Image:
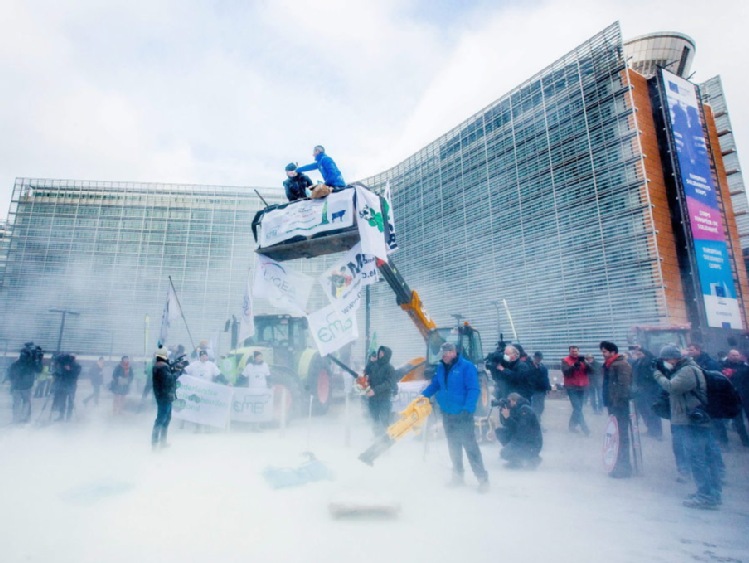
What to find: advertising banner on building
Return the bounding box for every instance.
[172,375,233,429]
[256,190,355,248]
[662,69,743,329]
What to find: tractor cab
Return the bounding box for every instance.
[425,324,484,377]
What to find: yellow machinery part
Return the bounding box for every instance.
[385,396,432,441]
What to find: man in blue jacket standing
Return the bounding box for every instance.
[422,342,489,493]
[296,145,346,197]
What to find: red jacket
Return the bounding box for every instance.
[561,356,590,387]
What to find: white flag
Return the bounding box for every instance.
[307,303,359,356]
[238,269,255,344]
[159,283,182,345]
[355,185,389,261]
[252,254,312,315]
[318,243,377,315]
[383,181,398,254]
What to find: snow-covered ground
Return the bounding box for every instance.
[1,386,748,563]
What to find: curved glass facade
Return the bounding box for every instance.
[360,23,673,361]
[0,179,286,357]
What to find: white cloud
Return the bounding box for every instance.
[0,0,747,215]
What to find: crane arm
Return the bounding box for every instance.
[375,258,437,341]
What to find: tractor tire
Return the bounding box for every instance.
[269,368,302,423]
[306,354,333,415]
[475,370,492,416]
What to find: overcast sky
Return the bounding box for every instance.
[1,0,747,217]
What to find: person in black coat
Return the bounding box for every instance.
[494,345,533,400]
[366,346,397,435]
[152,348,177,449]
[8,343,43,423]
[630,346,662,439]
[283,163,314,202]
[529,351,551,423]
[51,353,81,422]
[496,393,543,468]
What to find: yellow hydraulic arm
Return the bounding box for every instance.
[375,259,437,341]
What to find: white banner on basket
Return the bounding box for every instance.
[257,190,355,248]
[231,388,274,423]
[382,181,398,254]
[172,375,233,429]
[307,303,359,356]
[355,185,389,261]
[252,254,312,315]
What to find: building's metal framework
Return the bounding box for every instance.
[361,23,672,361]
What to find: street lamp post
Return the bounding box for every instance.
[490,300,502,344]
[49,308,80,353]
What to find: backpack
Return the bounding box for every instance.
[698,369,742,420]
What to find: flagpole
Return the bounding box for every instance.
[169,276,197,352]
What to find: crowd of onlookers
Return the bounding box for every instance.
[479,340,749,509]
[3,340,273,425]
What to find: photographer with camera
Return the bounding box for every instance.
[495,393,543,469]
[493,345,533,400]
[561,346,591,436]
[653,345,722,510]
[7,342,44,423]
[152,348,178,450]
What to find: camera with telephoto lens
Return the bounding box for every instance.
[492,398,510,409]
[168,354,190,376]
[21,342,44,372]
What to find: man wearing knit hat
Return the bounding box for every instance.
[283,162,313,202]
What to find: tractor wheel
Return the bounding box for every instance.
[475,371,492,416]
[269,368,302,423]
[306,354,333,415]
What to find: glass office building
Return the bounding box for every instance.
[360,22,747,362]
[0,179,286,356]
[1,22,746,363]
[700,75,749,250]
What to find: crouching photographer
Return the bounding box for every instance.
[494,392,543,469]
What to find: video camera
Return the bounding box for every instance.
[168,354,190,376]
[20,342,44,371]
[492,398,510,409]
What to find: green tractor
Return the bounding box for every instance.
[224,314,342,420]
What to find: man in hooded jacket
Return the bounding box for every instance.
[366,346,397,434]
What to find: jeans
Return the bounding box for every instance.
[609,405,632,474]
[635,392,662,438]
[53,387,76,421]
[589,383,604,414]
[368,398,392,436]
[686,424,722,503]
[531,392,546,422]
[83,384,101,406]
[12,389,32,423]
[671,424,690,476]
[567,387,589,433]
[443,412,488,482]
[152,398,173,445]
